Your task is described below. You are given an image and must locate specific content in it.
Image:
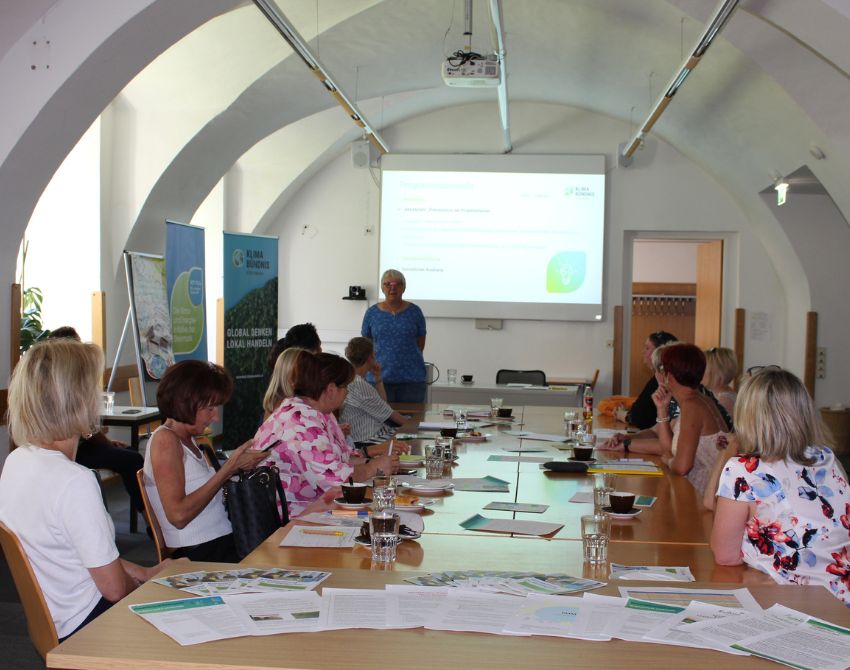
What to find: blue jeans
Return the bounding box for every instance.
[383,382,426,403]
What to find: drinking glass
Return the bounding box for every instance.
[447,368,458,384]
[372,483,396,512]
[592,473,616,512]
[581,513,611,564]
[580,432,597,449]
[372,471,396,511]
[424,445,445,479]
[101,391,115,413]
[490,397,504,418]
[369,511,400,563]
[563,410,577,437]
[455,409,468,432]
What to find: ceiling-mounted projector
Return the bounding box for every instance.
[441,54,500,87]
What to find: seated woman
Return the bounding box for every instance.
[340,336,408,446]
[0,339,173,641]
[708,368,850,607]
[603,344,732,497]
[254,351,400,516]
[47,326,145,521]
[263,347,308,420]
[266,322,321,371]
[143,360,266,562]
[613,330,678,428]
[702,346,738,414]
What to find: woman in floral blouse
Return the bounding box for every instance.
[253,352,399,516]
[710,368,850,607]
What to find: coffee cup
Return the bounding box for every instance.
[341,482,367,504]
[461,374,473,383]
[440,428,458,438]
[608,491,636,514]
[573,446,594,461]
[497,407,513,418]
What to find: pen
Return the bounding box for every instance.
[388,439,394,456]
[301,529,345,536]
[330,510,368,517]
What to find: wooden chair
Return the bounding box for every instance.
[136,470,172,562]
[128,376,162,439]
[0,522,59,660]
[589,369,600,390]
[496,369,547,386]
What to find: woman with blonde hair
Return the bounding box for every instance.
[263,347,308,418]
[709,368,850,607]
[703,346,738,414]
[0,339,173,640]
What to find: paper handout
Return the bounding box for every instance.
[483,501,549,513]
[460,513,563,536]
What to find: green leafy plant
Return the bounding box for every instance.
[20,286,50,352]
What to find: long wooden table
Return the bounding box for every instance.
[47,404,850,670]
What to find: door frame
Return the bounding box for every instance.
[619,231,739,395]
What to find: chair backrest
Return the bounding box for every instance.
[128,376,162,436]
[496,369,547,386]
[590,369,600,390]
[0,521,59,660]
[424,361,440,384]
[135,469,172,562]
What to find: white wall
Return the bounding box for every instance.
[633,241,698,284]
[264,102,785,397]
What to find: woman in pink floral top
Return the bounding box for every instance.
[709,368,850,607]
[253,352,398,516]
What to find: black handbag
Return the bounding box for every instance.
[221,465,290,560]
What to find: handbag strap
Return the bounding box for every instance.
[199,442,222,472]
[271,468,290,525]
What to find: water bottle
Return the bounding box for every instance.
[583,384,594,431]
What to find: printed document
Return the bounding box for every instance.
[321,588,390,630]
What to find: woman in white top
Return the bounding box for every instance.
[0,339,172,640]
[143,360,264,562]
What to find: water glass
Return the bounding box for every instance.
[563,411,577,437]
[101,391,115,413]
[580,432,597,449]
[425,455,445,479]
[592,473,616,511]
[435,437,455,461]
[369,511,400,563]
[447,368,458,384]
[454,409,468,432]
[372,483,396,512]
[568,412,584,440]
[581,513,611,564]
[490,397,504,418]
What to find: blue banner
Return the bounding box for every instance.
[223,232,278,447]
[166,220,207,362]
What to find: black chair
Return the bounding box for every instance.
[496,369,547,386]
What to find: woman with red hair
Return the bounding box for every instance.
[655,343,732,496]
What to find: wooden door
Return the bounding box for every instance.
[694,240,723,349]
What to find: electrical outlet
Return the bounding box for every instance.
[816,347,826,379]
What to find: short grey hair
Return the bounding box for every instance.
[381,269,406,290]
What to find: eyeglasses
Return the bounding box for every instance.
[746,364,781,376]
[382,281,401,288]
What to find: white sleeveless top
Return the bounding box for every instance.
[142,426,231,548]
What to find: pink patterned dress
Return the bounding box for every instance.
[253,396,353,516]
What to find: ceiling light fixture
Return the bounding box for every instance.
[775,180,789,206]
[252,0,389,155]
[619,0,740,167]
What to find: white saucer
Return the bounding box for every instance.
[334,497,372,510]
[602,506,641,518]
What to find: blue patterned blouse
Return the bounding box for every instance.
[361,303,426,384]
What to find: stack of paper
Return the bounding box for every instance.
[131,582,850,669]
[152,568,331,596]
[609,564,694,582]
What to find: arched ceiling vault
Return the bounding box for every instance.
[122,0,849,261]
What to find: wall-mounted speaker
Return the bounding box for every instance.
[351,139,371,169]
